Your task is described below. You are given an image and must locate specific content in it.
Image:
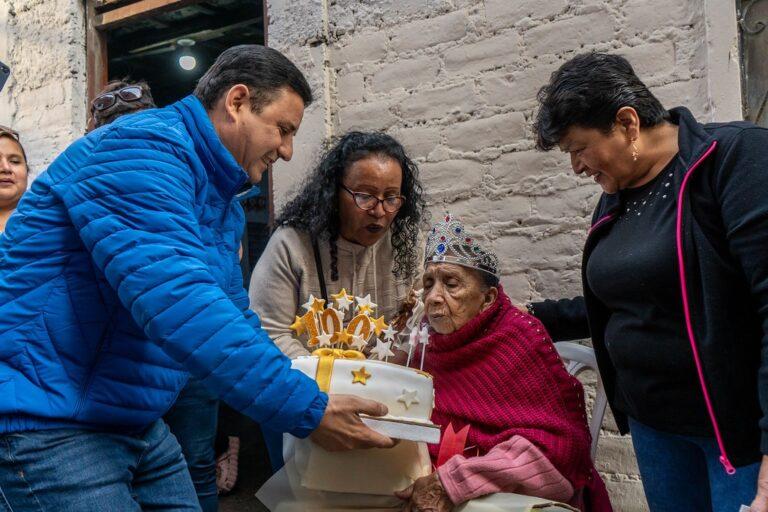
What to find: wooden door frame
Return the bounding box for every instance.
[87,1,202,105]
[85,0,274,223]
[85,0,268,103]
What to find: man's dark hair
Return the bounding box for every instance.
[91,79,155,129]
[534,52,670,150]
[194,44,313,112]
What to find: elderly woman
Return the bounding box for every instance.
[0,126,28,233]
[249,131,426,359]
[529,52,768,512]
[396,215,612,512]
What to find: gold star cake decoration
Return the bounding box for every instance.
[351,366,371,385]
[333,328,352,346]
[371,315,388,336]
[302,294,326,313]
[289,315,306,336]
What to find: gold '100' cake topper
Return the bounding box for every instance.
[289,289,400,363]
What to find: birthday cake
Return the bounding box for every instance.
[291,356,435,431]
[285,289,439,495]
[288,288,438,441]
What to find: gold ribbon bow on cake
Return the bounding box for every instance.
[311,348,366,392]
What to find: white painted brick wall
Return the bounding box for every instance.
[267,1,744,509]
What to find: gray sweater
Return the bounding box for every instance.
[248,227,421,359]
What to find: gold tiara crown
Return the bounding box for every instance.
[424,213,500,278]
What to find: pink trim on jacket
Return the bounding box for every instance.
[674,140,736,474]
[588,214,616,234]
[436,435,575,505]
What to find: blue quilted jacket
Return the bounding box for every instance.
[0,95,327,436]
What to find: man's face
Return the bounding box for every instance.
[214,85,305,184]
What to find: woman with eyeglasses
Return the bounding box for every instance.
[88,79,156,131]
[0,126,28,233]
[248,131,427,359]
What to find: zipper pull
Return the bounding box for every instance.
[719,455,736,475]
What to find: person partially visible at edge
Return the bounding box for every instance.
[248,130,427,360]
[395,215,612,512]
[0,125,28,233]
[88,79,156,131]
[0,44,394,512]
[527,52,768,512]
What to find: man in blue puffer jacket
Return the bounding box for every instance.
[0,45,394,511]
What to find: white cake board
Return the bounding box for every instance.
[360,415,441,444]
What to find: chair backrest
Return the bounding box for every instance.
[554,342,607,461]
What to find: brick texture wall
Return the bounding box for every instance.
[267,1,743,509]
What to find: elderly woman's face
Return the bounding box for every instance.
[0,136,28,209]
[423,263,498,334]
[338,155,402,247]
[559,125,638,194]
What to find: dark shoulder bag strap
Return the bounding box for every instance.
[311,237,328,303]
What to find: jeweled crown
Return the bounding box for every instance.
[424,214,500,278]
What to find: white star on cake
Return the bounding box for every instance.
[350,335,368,351]
[370,338,395,361]
[397,389,420,409]
[382,324,398,342]
[302,294,320,313]
[356,294,377,311]
[335,294,353,312]
[315,333,333,347]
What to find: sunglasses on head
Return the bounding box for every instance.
[0,125,20,141]
[91,86,144,113]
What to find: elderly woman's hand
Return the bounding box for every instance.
[395,472,454,512]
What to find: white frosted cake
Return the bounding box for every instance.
[288,354,438,495]
[291,356,435,428]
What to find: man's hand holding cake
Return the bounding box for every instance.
[310,394,395,452]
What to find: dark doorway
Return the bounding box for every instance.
[99,0,273,284]
[106,1,264,106]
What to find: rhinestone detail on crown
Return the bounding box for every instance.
[425,214,500,278]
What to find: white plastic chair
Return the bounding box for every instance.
[555,342,607,461]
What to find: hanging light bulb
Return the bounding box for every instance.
[179,55,197,71]
[177,38,197,71]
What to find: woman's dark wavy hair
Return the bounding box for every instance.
[534,52,670,150]
[275,131,427,281]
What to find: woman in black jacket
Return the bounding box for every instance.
[530,52,768,512]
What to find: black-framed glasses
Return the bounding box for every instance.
[91,86,144,113]
[341,185,405,213]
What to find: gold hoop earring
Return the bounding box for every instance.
[631,142,639,162]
